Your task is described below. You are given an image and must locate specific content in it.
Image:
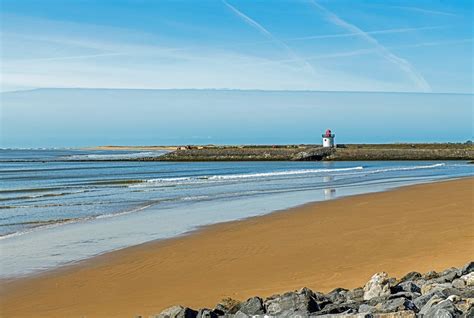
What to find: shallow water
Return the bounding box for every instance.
[0,149,472,277]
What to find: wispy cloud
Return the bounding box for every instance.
[390,6,457,17]
[238,39,474,66]
[222,0,316,74]
[308,0,432,92]
[289,25,447,41]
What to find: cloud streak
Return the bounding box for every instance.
[222,0,316,75]
[308,0,432,92]
[390,6,457,17]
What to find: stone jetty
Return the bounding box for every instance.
[153,262,473,317]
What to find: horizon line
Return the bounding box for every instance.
[2,87,473,96]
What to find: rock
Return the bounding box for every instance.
[155,305,197,318]
[375,297,417,313]
[454,297,474,313]
[388,292,420,300]
[453,278,467,289]
[460,272,474,286]
[237,297,264,315]
[346,288,365,302]
[363,272,393,301]
[315,302,359,315]
[419,295,446,316]
[413,290,445,310]
[460,261,474,276]
[392,281,421,294]
[423,271,439,280]
[421,282,452,295]
[398,272,422,283]
[423,299,462,317]
[214,297,240,315]
[434,268,460,284]
[326,288,349,304]
[372,311,416,318]
[463,306,474,318]
[264,288,319,316]
[359,303,377,313]
[196,309,217,318]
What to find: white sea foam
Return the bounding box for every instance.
[138,166,365,186]
[63,151,166,160]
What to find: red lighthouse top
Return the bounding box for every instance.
[325,129,332,137]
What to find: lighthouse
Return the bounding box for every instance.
[322,129,335,148]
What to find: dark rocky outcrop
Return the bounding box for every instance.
[153,261,474,317]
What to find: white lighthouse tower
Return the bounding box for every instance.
[322,129,335,148]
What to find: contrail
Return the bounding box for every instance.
[308,0,432,92]
[8,52,124,63]
[289,25,446,41]
[390,6,457,17]
[222,0,316,74]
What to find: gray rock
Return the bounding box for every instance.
[238,297,264,315]
[264,288,319,316]
[359,303,377,313]
[155,305,198,318]
[392,281,421,294]
[196,309,217,318]
[460,261,474,276]
[315,302,359,315]
[388,292,420,300]
[375,297,417,313]
[413,290,445,310]
[346,288,365,303]
[364,272,393,301]
[423,271,439,280]
[453,279,467,289]
[398,272,422,283]
[326,288,349,304]
[423,299,462,317]
[462,306,474,318]
[434,268,460,284]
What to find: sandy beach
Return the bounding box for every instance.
[1,177,473,318]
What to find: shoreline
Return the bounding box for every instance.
[1,177,473,317]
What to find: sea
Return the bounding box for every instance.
[0,148,472,277]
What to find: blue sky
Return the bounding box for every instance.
[1,0,472,93]
[0,1,473,146]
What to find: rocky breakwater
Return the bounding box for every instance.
[153,262,473,317]
[156,146,334,161]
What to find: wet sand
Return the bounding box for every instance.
[1,178,473,318]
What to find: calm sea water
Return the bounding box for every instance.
[0,149,472,277]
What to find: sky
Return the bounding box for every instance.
[0,0,473,146]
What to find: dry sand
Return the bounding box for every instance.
[1,178,473,318]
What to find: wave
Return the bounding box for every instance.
[62,151,166,160]
[137,166,365,186]
[366,163,446,174]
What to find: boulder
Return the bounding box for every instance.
[363,272,393,300]
[195,309,217,318]
[155,305,197,318]
[375,297,417,313]
[413,290,445,310]
[423,299,462,317]
[326,288,349,304]
[423,271,439,280]
[421,282,451,295]
[398,272,422,283]
[460,272,474,286]
[264,288,319,316]
[452,278,466,289]
[392,281,421,294]
[315,302,359,315]
[237,297,264,315]
[460,261,474,276]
